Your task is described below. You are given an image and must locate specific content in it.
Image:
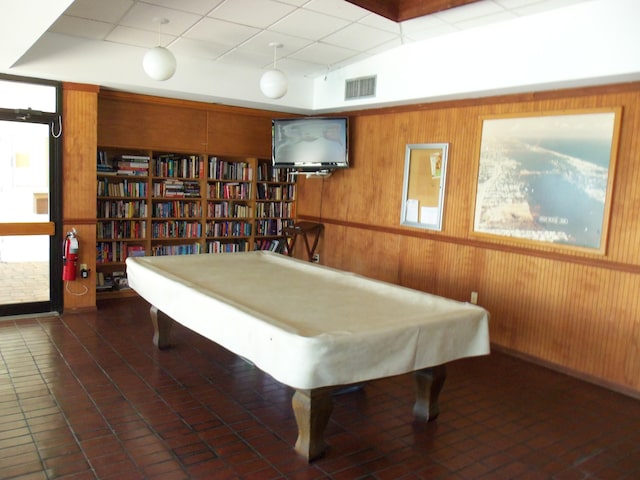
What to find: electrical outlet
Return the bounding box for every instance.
[470,291,478,304]
[312,253,320,263]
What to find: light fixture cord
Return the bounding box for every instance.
[272,46,277,69]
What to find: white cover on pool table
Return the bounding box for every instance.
[126,251,490,390]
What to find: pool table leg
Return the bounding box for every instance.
[292,387,334,461]
[413,365,447,421]
[150,306,174,349]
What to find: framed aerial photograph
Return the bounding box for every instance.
[471,108,621,254]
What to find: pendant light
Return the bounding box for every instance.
[143,17,176,81]
[260,42,287,99]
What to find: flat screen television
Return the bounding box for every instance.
[272,117,349,171]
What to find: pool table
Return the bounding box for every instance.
[126,251,490,460]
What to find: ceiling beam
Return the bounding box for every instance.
[346,0,482,22]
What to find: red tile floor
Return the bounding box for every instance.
[1,297,639,479]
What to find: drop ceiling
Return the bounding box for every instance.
[0,0,621,113]
[45,0,587,80]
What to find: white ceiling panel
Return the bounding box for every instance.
[236,31,313,58]
[269,9,350,40]
[290,42,359,67]
[304,0,370,21]
[145,0,224,16]
[323,23,397,51]
[208,0,296,28]
[184,17,260,45]
[106,25,177,48]
[119,3,202,35]
[358,13,401,33]
[49,16,114,41]
[170,37,229,59]
[63,0,134,23]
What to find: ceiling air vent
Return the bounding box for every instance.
[345,75,376,100]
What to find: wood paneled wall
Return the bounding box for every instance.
[62,83,99,311]
[98,91,273,158]
[296,83,640,397]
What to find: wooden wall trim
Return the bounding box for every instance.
[63,82,100,93]
[99,89,284,118]
[62,218,96,225]
[299,215,640,275]
[0,223,55,236]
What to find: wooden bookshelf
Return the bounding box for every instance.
[255,159,296,253]
[96,149,296,297]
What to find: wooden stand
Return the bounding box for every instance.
[283,222,324,261]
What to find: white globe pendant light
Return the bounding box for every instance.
[143,46,176,81]
[260,43,287,99]
[143,17,176,81]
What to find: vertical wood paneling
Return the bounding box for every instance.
[63,84,98,310]
[98,92,207,152]
[207,111,272,157]
[306,83,640,396]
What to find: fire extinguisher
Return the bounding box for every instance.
[62,229,79,281]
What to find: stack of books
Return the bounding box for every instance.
[117,155,149,176]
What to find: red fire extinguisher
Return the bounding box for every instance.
[62,229,79,281]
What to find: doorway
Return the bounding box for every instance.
[0,77,62,316]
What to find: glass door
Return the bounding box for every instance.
[0,77,62,316]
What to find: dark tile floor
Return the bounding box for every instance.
[1,297,639,480]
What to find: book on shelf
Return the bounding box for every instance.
[120,154,150,162]
[127,245,146,257]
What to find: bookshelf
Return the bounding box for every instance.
[96,149,296,297]
[206,157,254,253]
[255,159,296,253]
[96,150,150,297]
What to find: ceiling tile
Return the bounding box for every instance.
[323,23,397,52]
[184,17,260,45]
[274,0,308,6]
[119,2,202,35]
[63,0,134,23]
[106,25,177,48]
[170,37,229,59]
[359,13,401,34]
[270,9,350,41]
[236,31,313,58]
[207,0,297,28]
[49,16,114,41]
[144,0,224,15]
[304,0,370,21]
[290,42,359,67]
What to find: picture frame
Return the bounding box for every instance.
[400,143,449,231]
[471,108,622,254]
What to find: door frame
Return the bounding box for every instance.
[0,74,63,316]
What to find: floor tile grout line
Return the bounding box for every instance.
[1,319,52,478]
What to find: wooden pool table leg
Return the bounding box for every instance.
[292,387,334,461]
[150,306,174,349]
[413,365,447,421]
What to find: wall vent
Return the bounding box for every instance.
[345,75,377,100]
